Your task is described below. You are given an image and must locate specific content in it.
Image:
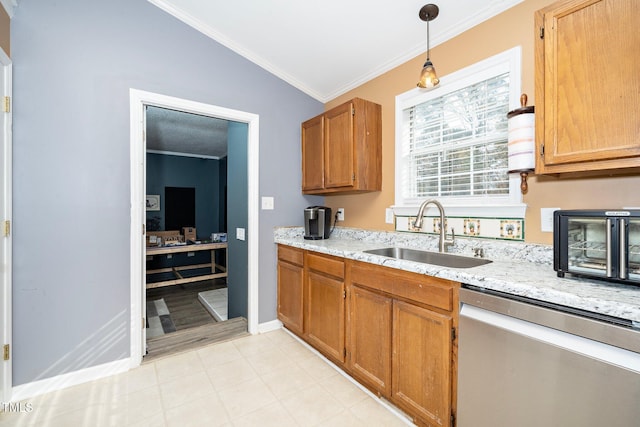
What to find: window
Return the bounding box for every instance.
[395,47,525,218]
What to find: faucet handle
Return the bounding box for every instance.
[444,227,455,249]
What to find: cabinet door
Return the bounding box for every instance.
[536,0,640,173]
[393,300,452,427]
[277,259,304,336]
[324,102,354,189]
[301,115,324,191]
[347,285,392,396]
[306,270,345,363]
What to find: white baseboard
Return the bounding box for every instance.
[257,319,282,334]
[11,321,281,402]
[11,358,131,402]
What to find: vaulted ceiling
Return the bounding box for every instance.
[145,0,524,157]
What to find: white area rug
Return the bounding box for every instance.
[198,287,228,321]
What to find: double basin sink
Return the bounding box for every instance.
[364,247,492,269]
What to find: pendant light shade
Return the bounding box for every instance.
[418,60,439,88]
[417,4,440,89]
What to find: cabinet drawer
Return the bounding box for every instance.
[350,261,454,312]
[306,252,345,279]
[278,245,303,266]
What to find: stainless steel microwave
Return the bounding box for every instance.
[554,210,640,285]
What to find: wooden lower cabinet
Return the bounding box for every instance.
[277,248,458,426]
[347,284,392,396]
[276,245,304,335]
[347,259,457,427]
[393,300,453,427]
[305,252,346,364]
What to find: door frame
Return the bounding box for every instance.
[129,89,260,366]
[0,47,12,402]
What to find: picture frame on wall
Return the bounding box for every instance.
[146,195,160,211]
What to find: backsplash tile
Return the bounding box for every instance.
[396,215,525,242]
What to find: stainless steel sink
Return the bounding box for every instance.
[363,247,492,268]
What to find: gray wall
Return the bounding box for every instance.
[227,122,248,319]
[11,0,323,385]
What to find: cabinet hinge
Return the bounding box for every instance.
[142,223,146,235]
[540,143,545,157]
[3,344,9,361]
[343,290,346,299]
[451,327,456,341]
[344,348,347,358]
[3,220,9,237]
[539,26,544,39]
[351,106,355,116]
[451,413,456,427]
[2,96,9,113]
[142,317,146,329]
[352,173,356,182]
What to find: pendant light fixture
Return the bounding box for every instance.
[417,4,440,89]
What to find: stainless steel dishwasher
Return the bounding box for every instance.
[458,285,640,427]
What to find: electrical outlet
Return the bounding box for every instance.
[541,208,559,232]
[336,208,345,221]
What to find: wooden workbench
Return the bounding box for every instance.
[146,242,228,289]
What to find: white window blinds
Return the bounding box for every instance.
[401,73,510,200]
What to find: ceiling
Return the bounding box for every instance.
[150,0,524,103]
[146,106,229,159]
[145,0,524,158]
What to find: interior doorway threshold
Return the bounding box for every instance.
[143,317,249,363]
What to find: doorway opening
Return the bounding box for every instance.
[129,89,260,366]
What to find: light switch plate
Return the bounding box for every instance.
[236,227,246,241]
[385,208,395,224]
[540,208,559,233]
[261,196,274,210]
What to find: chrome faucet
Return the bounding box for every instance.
[412,199,455,252]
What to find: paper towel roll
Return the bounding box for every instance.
[507,111,535,173]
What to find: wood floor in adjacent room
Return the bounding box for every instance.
[144,279,249,362]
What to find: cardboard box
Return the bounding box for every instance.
[146,230,182,247]
[182,227,196,242]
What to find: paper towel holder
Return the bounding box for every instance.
[507,94,535,194]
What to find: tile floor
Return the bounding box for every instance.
[0,329,412,427]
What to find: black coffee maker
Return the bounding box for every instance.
[304,206,332,240]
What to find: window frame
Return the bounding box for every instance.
[394,47,526,219]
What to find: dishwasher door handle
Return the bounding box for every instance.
[460,304,640,373]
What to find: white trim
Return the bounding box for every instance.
[392,203,527,219]
[0,0,17,18]
[129,89,260,368]
[257,319,283,334]
[11,358,130,402]
[394,46,526,219]
[146,149,222,160]
[0,46,12,403]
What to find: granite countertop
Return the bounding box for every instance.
[274,227,640,324]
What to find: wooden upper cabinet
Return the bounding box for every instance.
[535,0,640,174]
[301,115,324,191]
[301,98,382,194]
